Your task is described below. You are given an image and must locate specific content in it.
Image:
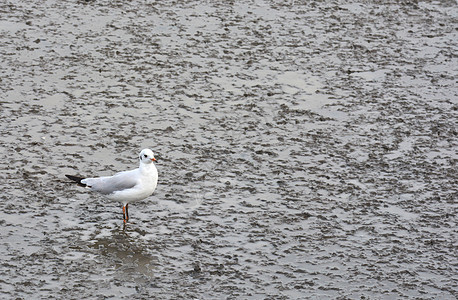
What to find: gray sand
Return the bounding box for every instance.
[0,0,456,299]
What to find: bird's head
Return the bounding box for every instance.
[139,148,157,164]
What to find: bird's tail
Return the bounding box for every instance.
[65,175,87,187]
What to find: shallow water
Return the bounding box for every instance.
[1,0,457,299]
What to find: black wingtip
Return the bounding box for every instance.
[65,175,87,187]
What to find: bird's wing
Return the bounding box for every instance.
[82,170,139,195]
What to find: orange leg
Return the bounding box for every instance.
[122,205,127,224]
[125,203,129,221]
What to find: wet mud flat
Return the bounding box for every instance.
[0,0,457,299]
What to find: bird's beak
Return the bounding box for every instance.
[151,158,157,162]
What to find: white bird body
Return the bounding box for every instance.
[66,149,158,223]
[82,163,158,204]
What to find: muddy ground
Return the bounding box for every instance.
[0,0,457,299]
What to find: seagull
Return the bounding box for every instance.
[66,149,158,224]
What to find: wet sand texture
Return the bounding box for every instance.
[0,0,457,299]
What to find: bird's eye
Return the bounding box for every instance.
[143,154,147,158]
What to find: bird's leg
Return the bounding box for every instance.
[122,205,127,224]
[125,203,129,221]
